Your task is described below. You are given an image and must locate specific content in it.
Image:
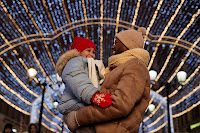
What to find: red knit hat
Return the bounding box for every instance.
[71,37,96,52]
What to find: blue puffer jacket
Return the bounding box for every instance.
[55,49,101,115]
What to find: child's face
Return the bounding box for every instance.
[80,47,96,59]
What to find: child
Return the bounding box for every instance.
[55,37,112,132]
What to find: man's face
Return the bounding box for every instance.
[112,38,128,55]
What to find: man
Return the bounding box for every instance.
[65,27,151,133]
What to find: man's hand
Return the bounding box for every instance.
[64,111,79,132]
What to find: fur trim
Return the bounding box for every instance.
[55,49,80,77]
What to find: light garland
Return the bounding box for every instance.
[42,0,64,54]
[0,57,39,97]
[168,35,200,83]
[149,121,167,133]
[42,122,59,133]
[100,0,104,60]
[143,102,162,122]
[131,0,141,28]
[1,19,198,56]
[144,112,166,131]
[42,114,62,131]
[144,0,164,43]
[81,0,89,38]
[147,0,185,70]
[113,0,123,46]
[0,94,30,115]
[61,0,75,39]
[170,84,200,108]
[173,98,200,118]
[43,104,63,121]
[1,1,56,88]
[21,0,56,68]
[0,79,32,105]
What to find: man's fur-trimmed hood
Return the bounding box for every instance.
[55,49,80,77]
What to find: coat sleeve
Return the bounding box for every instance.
[62,57,100,104]
[76,60,149,126]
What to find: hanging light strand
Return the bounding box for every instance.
[81,0,89,38]
[168,36,200,83]
[100,0,104,60]
[155,8,200,82]
[0,57,39,97]
[42,122,60,133]
[20,0,56,68]
[41,0,64,54]
[144,112,166,131]
[0,79,32,105]
[61,0,75,39]
[148,0,185,71]
[113,0,123,45]
[0,94,30,115]
[149,121,168,133]
[42,114,62,131]
[143,102,162,122]
[1,1,56,88]
[170,84,200,108]
[131,0,141,28]
[144,0,164,43]
[173,98,200,118]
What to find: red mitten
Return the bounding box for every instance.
[91,92,112,108]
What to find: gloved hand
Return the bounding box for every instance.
[91,92,112,108]
[64,111,79,132]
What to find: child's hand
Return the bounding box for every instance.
[91,92,112,108]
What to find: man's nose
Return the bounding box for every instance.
[111,45,115,50]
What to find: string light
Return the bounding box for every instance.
[144,102,162,122]
[171,84,200,108]
[173,99,200,118]
[131,0,141,28]
[112,0,123,46]
[0,57,39,97]
[147,0,185,70]
[144,0,164,43]
[20,0,56,68]
[144,112,166,131]
[0,94,30,115]
[42,0,64,54]
[1,18,198,55]
[81,0,89,38]
[0,79,32,105]
[43,104,63,121]
[1,1,56,88]
[149,121,168,133]
[42,114,62,131]
[42,122,59,133]
[114,0,123,34]
[100,0,104,60]
[61,0,74,39]
[168,10,200,83]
